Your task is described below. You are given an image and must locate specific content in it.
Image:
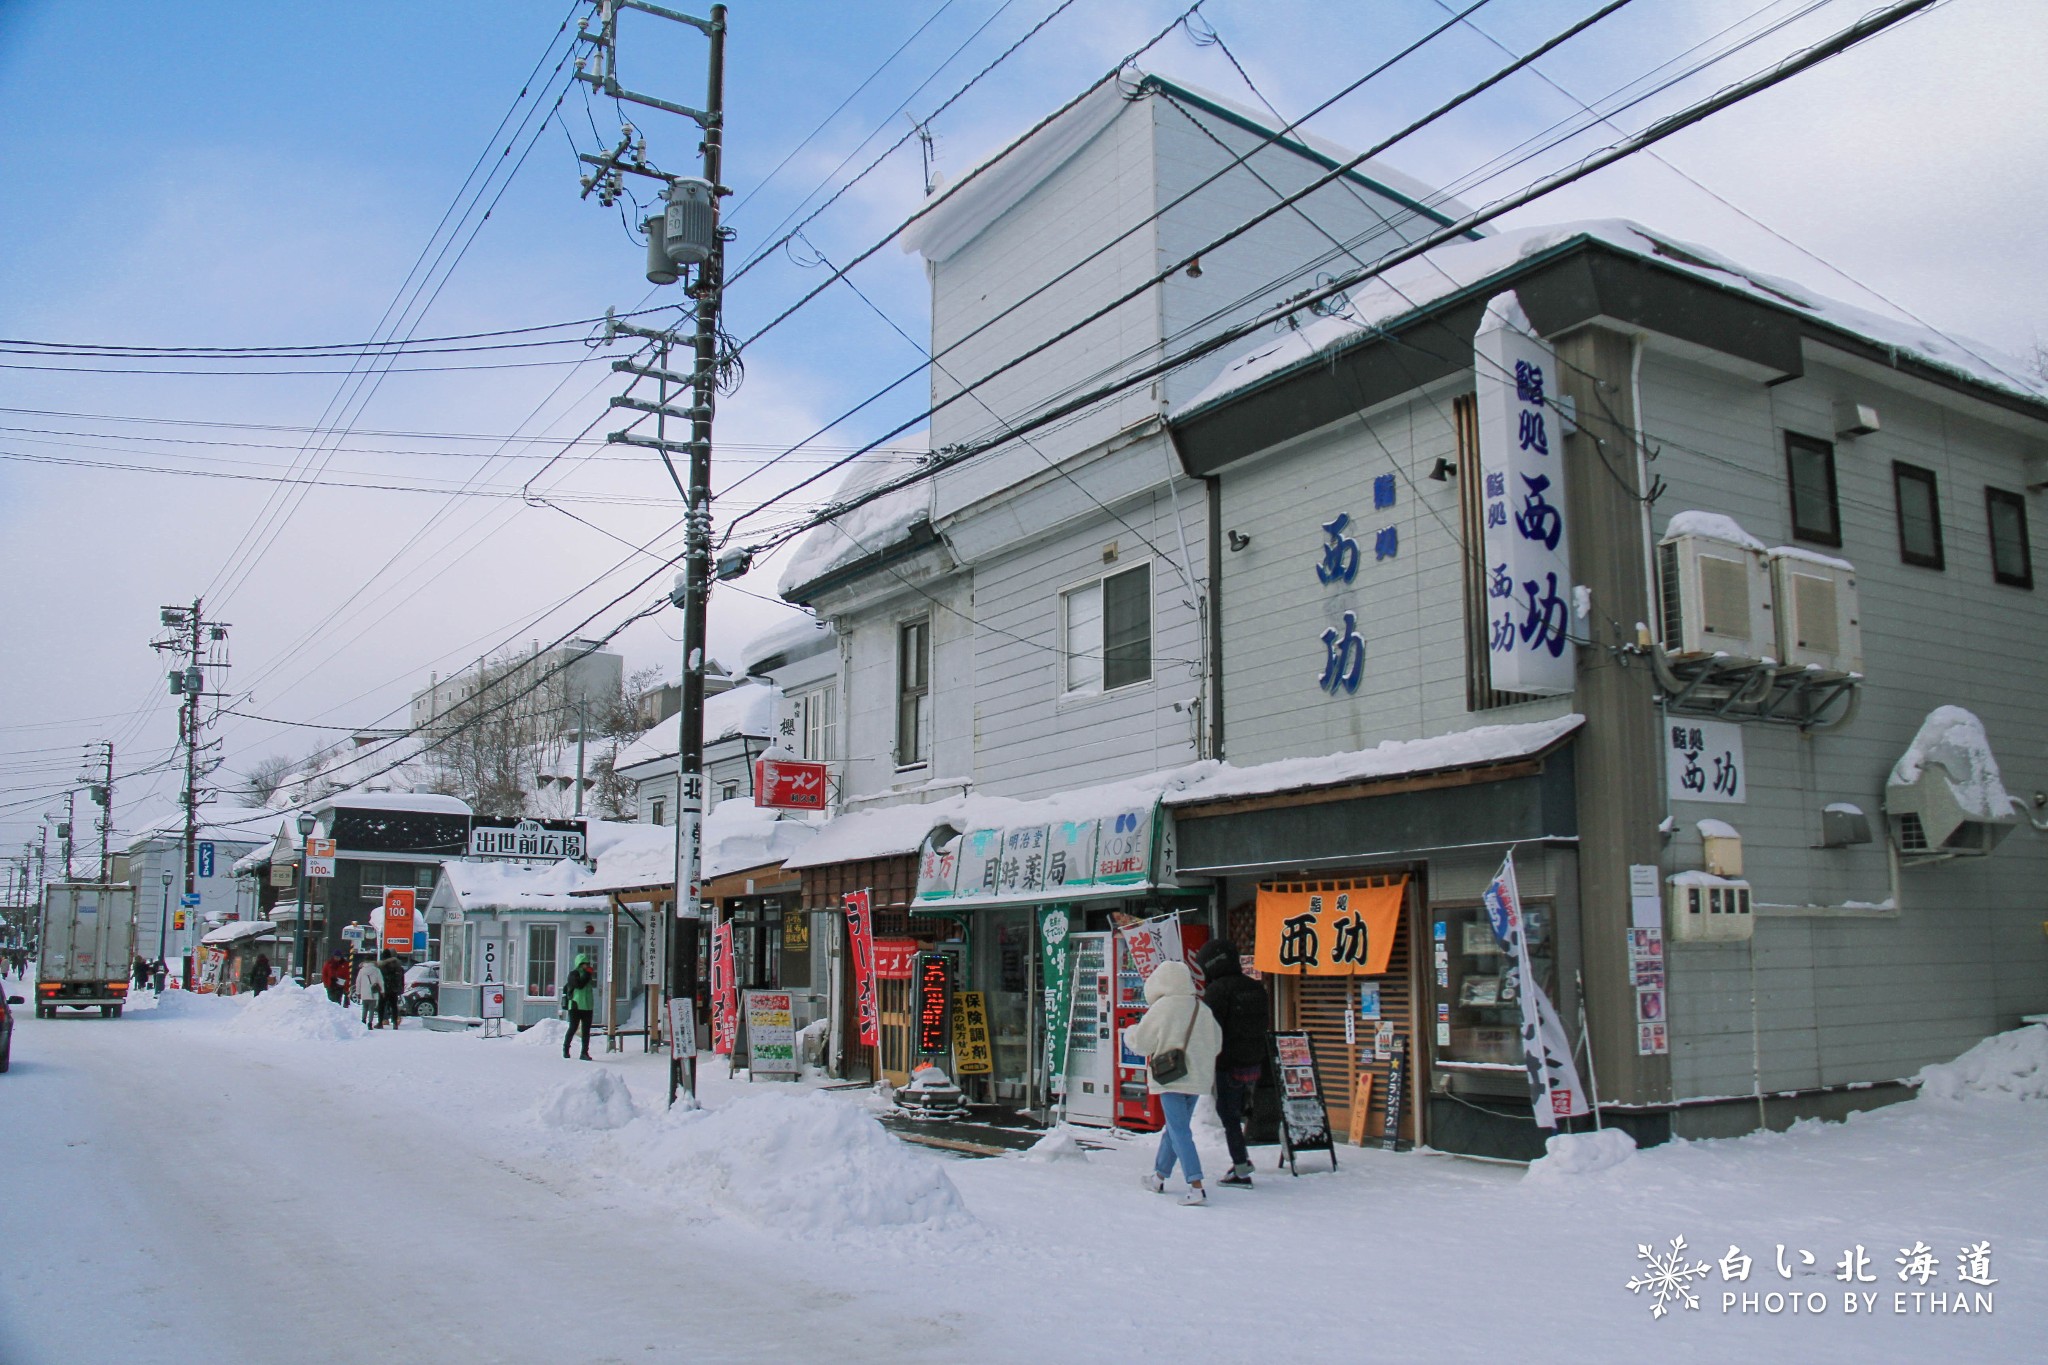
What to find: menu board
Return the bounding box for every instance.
[1271,1031,1336,1174]
[743,990,799,1076]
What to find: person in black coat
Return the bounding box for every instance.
[249,953,272,995]
[377,951,405,1029]
[1195,937,1269,1187]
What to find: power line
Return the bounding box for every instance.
[738,0,1941,565]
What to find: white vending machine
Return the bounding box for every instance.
[1063,933,1115,1127]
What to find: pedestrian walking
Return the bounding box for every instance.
[320,949,350,1005]
[1121,958,1223,1206]
[151,959,167,993]
[132,956,150,990]
[249,953,272,995]
[355,955,382,1028]
[561,953,597,1060]
[377,951,404,1029]
[1194,938,1270,1188]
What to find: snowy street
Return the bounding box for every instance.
[2,986,2042,1364]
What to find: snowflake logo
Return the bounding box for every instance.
[1626,1236,1714,1318]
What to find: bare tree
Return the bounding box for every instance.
[238,754,297,807]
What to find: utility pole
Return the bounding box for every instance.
[575,699,588,818]
[60,791,75,880]
[572,0,727,1106]
[87,740,113,882]
[153,600,229,977]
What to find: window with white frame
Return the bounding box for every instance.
[526,922,559,997]
[897,618,930,767]
[796,683,838,762]
[649,795,667,826]
[1063,562,1152,693]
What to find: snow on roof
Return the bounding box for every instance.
[573,804,819,895]
[742,613,835,675]
[899,74,1477,265]
[312,791,471,816]
[613,680,782,772]
[1663,510,1765,551]
[1163,715,1584,808]
[200,920,278,945]
[1888,706,2020,821]
[437,857,589,914]
[1770,545,1857,574]
[1178,220,2048,417]
[777,440,933,599]
[576,822,676,896]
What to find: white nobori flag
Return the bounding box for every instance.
[1484,852,1590,1127]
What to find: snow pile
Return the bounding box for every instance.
[625,1089,968,1236]
[1521,1128,1636,1183]
[1915,1025,2048,1102]
[1662,510,1765,550]
[132,987,233,1022]
[539,1068,641,1130]
[221,983,368,1043]
[511,1017,569,1049]
[1888,705,2018,820]
[1018,1125,1090,1164]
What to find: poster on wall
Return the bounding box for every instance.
[842,890,880,1048]
[742,990,799,1076]
[1271,1031,1337,1174]
[1475,290,1574,695]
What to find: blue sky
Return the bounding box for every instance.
[1,0,2042,851]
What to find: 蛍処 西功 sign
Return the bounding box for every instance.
[1254,881,1406,976]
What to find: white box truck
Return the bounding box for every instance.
[37,882,138,1018]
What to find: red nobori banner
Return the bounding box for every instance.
[754,757,829,810]
[844,890,880,1047]
[872,938,919,980]
[710,920,738,1055]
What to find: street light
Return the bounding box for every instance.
[294,813,316,986]
[157,868,173,986]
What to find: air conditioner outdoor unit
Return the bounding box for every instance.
[1667,872,1754,942]
[1886,766,2017,860]
[1659,530,1774,661]
[1768,549,1862,675]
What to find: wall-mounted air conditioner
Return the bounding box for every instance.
[1768,549,1862,675]
[1885,707,2018,860]
[1659,520,1774,662]
[1667,871,1754,942]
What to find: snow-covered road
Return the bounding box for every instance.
[2,983,2042,1363]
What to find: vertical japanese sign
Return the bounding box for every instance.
[709,920,738,1055]
[1483,852,1590,1127]
[915,951,951,1056]
[842,889,880,1048]
[1475,290,1574,695]
[952,989,993,1074]
[1039,906,1074,1097]
[1664,718,1745,804]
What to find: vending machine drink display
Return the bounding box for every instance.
[1062,933,1115,1128]
[1111,922,1209,1133]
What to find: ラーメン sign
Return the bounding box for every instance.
[467,817,587,861]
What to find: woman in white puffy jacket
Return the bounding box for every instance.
[1120,958,1223,1205]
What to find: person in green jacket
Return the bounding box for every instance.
[562,953,597,1060]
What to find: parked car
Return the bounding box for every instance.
[399,961,440,1017]
[2,988,21,1072]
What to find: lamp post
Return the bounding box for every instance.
[157,868,173,974]
[293,812,316,985]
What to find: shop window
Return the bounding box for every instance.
[1987,486,2033,589]
[1455,394,1532,711]
[1062,562,1152,694]
[896,617,930,768]
[1893,462,1944,569]
[1785,432,1842,548]
[1432,901,1555,1069]
[526,923,559,997]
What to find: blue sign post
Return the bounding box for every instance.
[179,892,201,908]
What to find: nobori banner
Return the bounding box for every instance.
[467,816,587,861]
[914,805,1164,909]
[1475,291,1574,696]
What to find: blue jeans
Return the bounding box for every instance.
[1152,1092,1204,1185]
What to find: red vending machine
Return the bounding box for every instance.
[1112,924,1208,1132]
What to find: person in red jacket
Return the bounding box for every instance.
[319,949,350,1005]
